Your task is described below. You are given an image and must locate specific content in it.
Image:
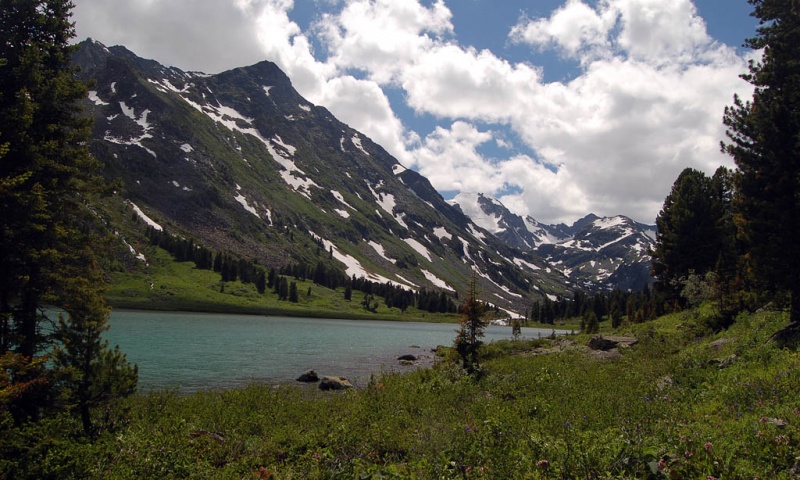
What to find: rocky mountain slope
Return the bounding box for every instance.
[450,192,656,291]
[73,39,575,315]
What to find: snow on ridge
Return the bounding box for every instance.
[352,134,369,156]
[128,201,162,231]
[88,91,109,105]
[148,78,189,94]
[263,86,273,96]
[335,209,350,218]
[180,143,193,153]
[181,95,316,197]
[298,104,311,112]
[594,216,627,229]
[392,164,407,175]
[454,193,504,234]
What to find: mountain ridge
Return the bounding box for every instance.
[449,192,655,291]
[73,39,577,315]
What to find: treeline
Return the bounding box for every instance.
[145,227,459,313]
[528,286,664,330]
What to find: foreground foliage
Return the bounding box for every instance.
[3,307,798,478]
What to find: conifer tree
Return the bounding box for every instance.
[650,168,729,303]
[455,274,486,376]
[0,0,136,428]
[723,0,800,325]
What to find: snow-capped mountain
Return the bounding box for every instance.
[450,193,656,291]
[73,39,574,313]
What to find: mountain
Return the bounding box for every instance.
[450,192,656,291]
[72,39,573,315]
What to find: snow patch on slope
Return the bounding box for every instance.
[403,238,432,262]
[352,134,369,156]
[128,201,162,231]
[421,270,452,291]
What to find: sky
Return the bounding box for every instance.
[71,0,760,225]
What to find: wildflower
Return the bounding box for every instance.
[536,460,550,468]
[793,408,799,415]
[685,450,693,458]
[756,432,764,438]
[759,416,768,423]
[707,476,718,480]
[704,442,713,452]
[658,458,669,473]
[775,434,789,445]
[312,452,321,461]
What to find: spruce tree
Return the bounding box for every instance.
[455,274,486,376]
[650,168,729,303]
[723,0,800,324]
[0,0,136,428]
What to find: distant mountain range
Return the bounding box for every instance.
[73,39,654,315]
[449,193,656,291]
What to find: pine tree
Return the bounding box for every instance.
[454,274,486,376]
[0,0,136,428]
[650,168,730,303]
[723,0,800,325]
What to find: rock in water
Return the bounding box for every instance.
[296,370,320,382]
[319,376,353,391]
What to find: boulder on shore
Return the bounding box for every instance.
[397,354,417,361]
[588,335,638,351]
[296,370,320,383]
[319,376,353,391]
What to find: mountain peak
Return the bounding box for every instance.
[74,41,574,313]
[450,193,655,291]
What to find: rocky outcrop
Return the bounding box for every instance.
[587,335,638,351]
[296,370,320,383]
[319,376,353,391]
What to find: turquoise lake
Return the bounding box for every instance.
[105,310,566,392]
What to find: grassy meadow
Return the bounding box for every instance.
[105,247,460,323]
[5,305,799,479]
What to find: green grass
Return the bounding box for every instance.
[5,305,798,478]
[105,248,460,323]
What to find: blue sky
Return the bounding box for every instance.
[73,0,759,225]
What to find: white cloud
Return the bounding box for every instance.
[73,0,754,225]
[317,0,453,84]
[509,0,614,60]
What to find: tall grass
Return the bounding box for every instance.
[3,308,798,478]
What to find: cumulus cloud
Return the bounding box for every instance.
[72,0,753,224]
[72,0,266,73]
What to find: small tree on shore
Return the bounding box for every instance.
[455,274,486,376]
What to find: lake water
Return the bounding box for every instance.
[105,310,565,392]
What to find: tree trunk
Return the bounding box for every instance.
[792,285,800,326]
